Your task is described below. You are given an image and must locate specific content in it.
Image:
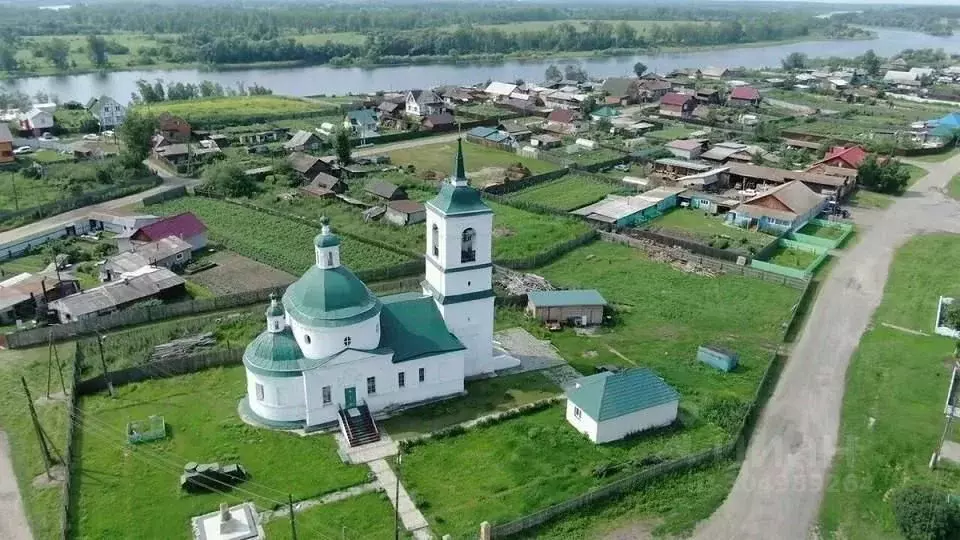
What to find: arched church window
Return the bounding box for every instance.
[431,224,439,257]
[304,334,311,345]
[273,320,280,331]
[343,336,352,347]
[326,251,333,267]
[461,228,476,263]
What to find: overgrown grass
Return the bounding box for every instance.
[72,366,370,539]
[651,209,775,254]
[387,140,558,176]
[819,234,960,539]
[909,147,960,163]
[380,371,560,439]
[138,96,337,128]
[797,221,845,240]
[487,200,592,262]
[506,174,622,211]
[263,491,401,540]
[402,241,800,537]
[848,188,893,210]
[766,245,818,270]
[949,173,960,200]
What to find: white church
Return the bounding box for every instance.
[241,140,518,442]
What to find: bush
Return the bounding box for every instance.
[892,485,960,540]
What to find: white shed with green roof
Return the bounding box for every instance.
[565,368,679,444]
[526,289,607,326]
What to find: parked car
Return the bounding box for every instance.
[102,130,115,138]
[13,146,32,155]
[39,132,58,141]
[614,164,630,172]
[82,134,101,141]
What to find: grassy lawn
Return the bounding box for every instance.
[506,175,623,211]
[140,96,338,129]
[556,147,625,167]
[819,234,960,539]
[645,126,695,142]
[402,241,800,537]
[902,162,928,186]
[798,221,845,240]
[29,150,72,164]
[72,365,369,540]
[381,371,560,439]
[650,209,776,254]
[487,201,592,262]
[263,491,400,540]
[950,173,960,200]
[387,140,558,176]
[765,245,818,270]
[148,197,414,275]
[848,188,893,210]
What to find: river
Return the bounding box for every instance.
[3,27,960,104]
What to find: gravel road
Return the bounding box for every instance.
[0,431,32,540]
[693,155,960,539]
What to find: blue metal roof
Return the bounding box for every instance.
[528,289,607,308]
[468,126,497,138]
[566,368,679,421]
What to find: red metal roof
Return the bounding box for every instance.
[817,145,868,168]
[547,109,577,124]
[135,212,206,241]
[730,86,761,101]
[660,92,692,107]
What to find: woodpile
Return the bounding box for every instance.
[494,267,555,295]
[631,238,718,278]
[149,333,216,362]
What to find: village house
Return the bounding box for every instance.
[659,93,697,119]
[530,133,562,149]
[152,141,221,170]
[385,199,426,226]
[600,77,641,106]
[439,86,477,107]
[652,158,713,178]
[540,90,584,110]
[677,191,739,215]
[466,126,515,147]
[239,142,518,435]
[300,172,347,198]
[377,100,402,120]
[566,368,679,444]
[497,121,532,141]
[700,67,730,80]
[639,78,673,101]
[727,162,852,198]
[812,145,869,170]
[484,81,518,101]
[0,269,80,324]
[288,152,335,180]
[238,128,288,146]
[884,70,922,90]
[365,180,407,201]
[526,289,607,326]
[571,187,686,228]
[0,124,13,164]
[422,113,456,132]
[86,95,127,129]
[695,89,722,105]
[700,142,749,163]
[283,130,323,153]
[590,106,621,123]
[665,139,708,160]
[17,108,54,136]
[49,267,185,324]
[100,236,192,282]
[344,109,380,138]
[157,113,191,142]
[87,210,158,236]
[544,109,582,133]
[727,180,826,233]
[405,90,445,118]
[728,86,762,108]
[118,212,207,252]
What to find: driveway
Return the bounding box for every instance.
[693,155,960,540]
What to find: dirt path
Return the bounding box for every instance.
[693,155,960,540]
[0,430,32,540]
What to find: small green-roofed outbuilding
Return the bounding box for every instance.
[526,289,607,326]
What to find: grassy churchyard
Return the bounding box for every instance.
[72,366,371,539]
[819,235,960,539]
[262,491,404,540]
[506,174,624,212]
[399,241,801,537]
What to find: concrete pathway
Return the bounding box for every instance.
[261,482,379,520]
[693,154,960,540]
[0,431,32,540]
[369,458,433,540]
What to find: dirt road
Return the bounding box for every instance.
[694,156,960,539]
[0,431,32,540]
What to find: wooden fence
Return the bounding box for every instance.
[75,347,243,396]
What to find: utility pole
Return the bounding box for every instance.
[394,452,402,540]
[288,494,297,540]
[97,335,114,397]
[21,376,54,479]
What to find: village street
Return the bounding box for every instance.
[693,155,960,540]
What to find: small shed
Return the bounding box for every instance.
[385,199,426,226]
[566,368,680,444]
[697,345,739,372]
[365,180,407,201]
[526,289,607,326]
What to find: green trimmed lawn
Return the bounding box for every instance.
[72,366,369,540]
[902,162,928,186]
[766,245,817,270]
[387,140,558,176]
[381,371,560,439]
[263,491,401,540]
[507,175,622,211]
[798,222,845,240]
[645,126,695,141]
[651,209,775,254]
[402,241,800,537]
[819,234,960,539]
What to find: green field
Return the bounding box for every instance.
[765,245,818,270]
[819,234,960,539]
[651,209,776,254]
[263,491,402,540]
[645,126,696,141]
[387,140,558,177]
[401,241,800,537]
[72,366,369,539]
[141,96,338,128]
[13,33,181,74]
[911,147,960,163]
[506,175,623,211]
[149,197,413,275]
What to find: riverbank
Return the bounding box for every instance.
[0,33,875,82]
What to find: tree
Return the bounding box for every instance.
[334,128,352,165]
[594,118,612,134]
[544,64,561,82]
[45,38,70,70]
[87,34,108,67]
[564,64,588,83]
[781,52,808,71]
[117,110,157,164]
[0,46,18,72]
[857,155,910,194]
[892,485,960,540]
[581,96,597,115]
[204,161,257,197]
[633,61,647,78]
[861,49,881,77]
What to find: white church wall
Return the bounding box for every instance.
[289,313,381,359]
[246,370,307,423]
[425,263,492,297]
[438,296,495,376]
[302,350,465,426]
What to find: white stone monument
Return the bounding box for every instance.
[191,502,264,540]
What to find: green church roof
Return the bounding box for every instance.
[315,216,341,248]
[426,139,491,216]
[379,293,465,362]
[282,265,381,328]
[566,368,679,421]
[243,328,304,377]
